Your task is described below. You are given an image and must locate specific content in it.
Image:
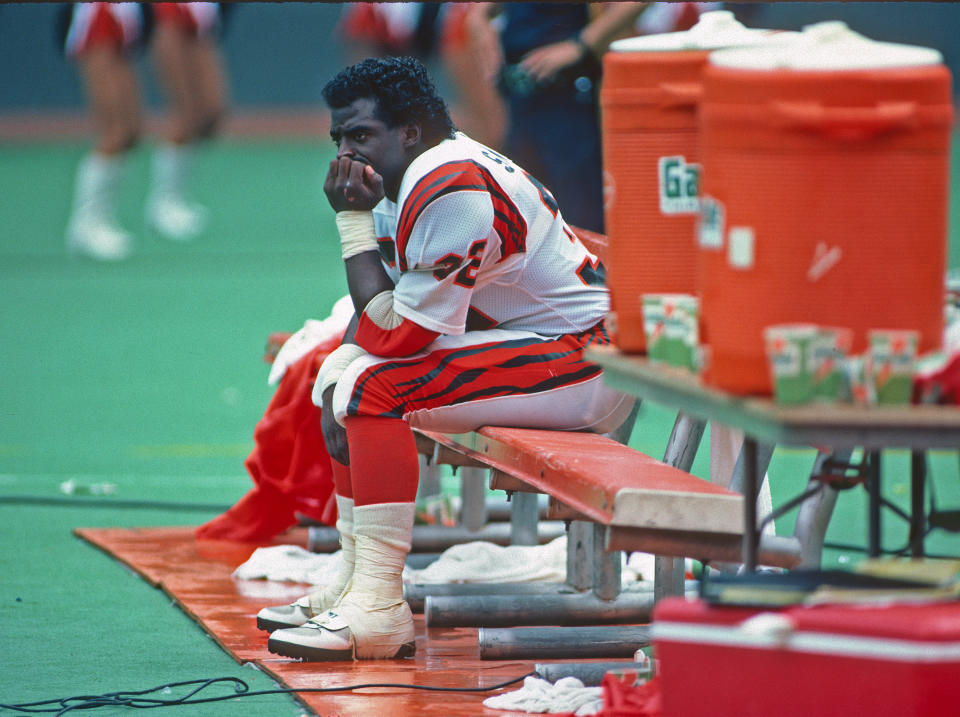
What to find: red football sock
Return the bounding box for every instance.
[330,458,353,499]
[344,416,419,506]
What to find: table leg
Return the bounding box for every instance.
[910,450,927,558]
[654,413,706,600]
[867,450,882,557]
[742,436,758,571]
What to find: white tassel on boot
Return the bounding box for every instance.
[268,502,416,661]
[66,152,132,261]
[146,143,208,241]
[256,495,355,632]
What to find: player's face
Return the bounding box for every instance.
[329,97,412,201]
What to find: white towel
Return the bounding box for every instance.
[482,676,603,716]
[232,538,664,586]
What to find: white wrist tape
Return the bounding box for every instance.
[335,210,378,260]
[316,342,368,399]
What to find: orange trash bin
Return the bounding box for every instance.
[600,11,784,352]
[697,22,954,395]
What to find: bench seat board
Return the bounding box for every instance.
[414,426,743,533]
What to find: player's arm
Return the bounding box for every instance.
[324,156,440,358]
[316,314,359,464]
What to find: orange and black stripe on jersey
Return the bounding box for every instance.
[344,327,609,419]
[396,160,527,271]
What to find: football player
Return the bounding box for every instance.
[260,56,634,661]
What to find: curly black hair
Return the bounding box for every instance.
[321,57,457,146]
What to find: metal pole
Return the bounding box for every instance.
[534,662,651,686]
[793,449,848,569]
[867,450,882,557]
[742,437,758,570]
[308,520,566,553]
[479,625,651,660]
[425,590,658,628]
[404,581,581,613]
[910,450,927,558]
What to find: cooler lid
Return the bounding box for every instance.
[610,10,778,53]
[710,21,943,71]
[654,597,960,645]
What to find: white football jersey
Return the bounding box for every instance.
[371,133,608,337]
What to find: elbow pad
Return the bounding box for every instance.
[355,290,440,356]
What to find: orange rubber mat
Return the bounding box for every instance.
[74,526,557,716]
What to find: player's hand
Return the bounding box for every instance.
[324,157,384,213]
[519,40,584,83]
[320,385,350,465]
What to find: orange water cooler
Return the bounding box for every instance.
[600,11,783,352]
[698,22,954,395]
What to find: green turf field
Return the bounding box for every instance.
[1,136,959,712]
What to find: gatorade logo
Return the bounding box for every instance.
[807,242,843,282]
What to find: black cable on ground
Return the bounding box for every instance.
[0,672,537,715]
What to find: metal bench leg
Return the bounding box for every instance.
[654,412,706,602]
[417,454,443,499]
[714,424,776,534]
[458,466,488,532]
[593,523,621,601]
[793,449,848,568]
[567,520,594,591]
[510,490,540,546]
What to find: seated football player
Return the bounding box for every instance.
[258,56,634,661]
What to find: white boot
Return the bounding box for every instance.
[268,502,416,661]
[146,143,208,241]
[256,495,355,632]
[66,153,132,261]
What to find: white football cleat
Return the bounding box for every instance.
[267,592,416,661]
[268,503,416,661]
[256,587,341,632]
[147,196,208,242]
[67,219,132,262]
[256,495,356,633]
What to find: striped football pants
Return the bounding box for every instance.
[330,322,635,435]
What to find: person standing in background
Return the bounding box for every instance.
[466,2,647,233]
[62,3,229,261]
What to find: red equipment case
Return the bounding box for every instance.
[652,596,960,717]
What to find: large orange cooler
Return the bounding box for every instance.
[600,11,782,352]
[698,22,954,395]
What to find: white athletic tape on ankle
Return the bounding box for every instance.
[335,210,378,260]
[352,502,415,552]
[314,342,367,406]
[334,494,355,535]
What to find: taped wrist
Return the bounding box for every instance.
[316,342,367,399]
[335,210,378,260]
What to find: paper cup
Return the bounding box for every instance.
[867,329,919,404]
[643,294,699,370]
[810,327,853,401]
[764,324,819,404]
